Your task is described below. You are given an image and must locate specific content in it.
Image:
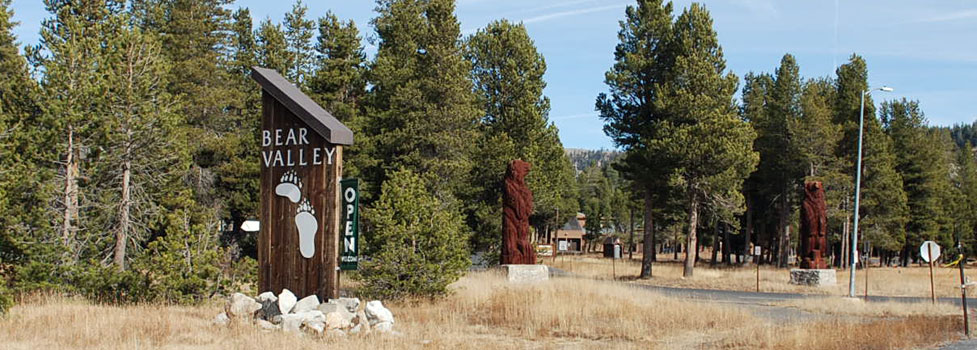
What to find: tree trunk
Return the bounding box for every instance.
[841,214,850,269]
[114,138,132,270]
[723,223,732,265]
[744,194,753,264]
[628,206,635,260]
[639,189,654,278]
[61,125,77,254]
[778,190,789,268]
[710,217,720,266]
[684,192,699,277]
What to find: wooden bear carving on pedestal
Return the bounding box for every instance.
[800,181,828,269]
[502,159,535,265]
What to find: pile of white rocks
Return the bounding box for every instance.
[214,289,396,337]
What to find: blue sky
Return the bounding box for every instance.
[9,0,977,150]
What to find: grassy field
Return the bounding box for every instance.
[548,253,972,298]
[0,271,965,349]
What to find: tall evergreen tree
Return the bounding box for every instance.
[597,0,675,278]
[364,0,480,201]
[747,54,804,267]
[882,99,951,260]
[833,55,908,266]
[0,0,48,266]
[37,0,117,263]
[99,16,185,270]
[740,72,772,263]
[465,19,577,253]
[794,77,850,264]
[256,20,289,83]
[653,3,757,277]
[307,11,367,179]
[283,0,314,84]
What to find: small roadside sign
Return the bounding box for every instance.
[753,246,761,256]
[921,241,941,263]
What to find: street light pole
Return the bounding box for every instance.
[849,86,893,298]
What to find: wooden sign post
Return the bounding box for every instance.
[252,67,353,300]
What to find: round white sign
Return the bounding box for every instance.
[920,241,941,263]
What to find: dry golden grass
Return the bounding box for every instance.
[550,253,972,298]
[0,271,964,350]
[773,297,959,317]
[718,316,961,350]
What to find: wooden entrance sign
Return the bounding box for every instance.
[251,67,353,300]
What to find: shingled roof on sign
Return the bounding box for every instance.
[251,66,353,145]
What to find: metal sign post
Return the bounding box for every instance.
[921,241,941,304]
[754,245,761,293]
[957,238,970,337]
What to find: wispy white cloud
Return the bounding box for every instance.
[522,3,628,24]
[914,9,977,23]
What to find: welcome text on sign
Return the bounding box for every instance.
[261,128,336,167]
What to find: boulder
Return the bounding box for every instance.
[303,320,325,335]
[365,300,394,326]
[281,313,305,333]
[226,293,262,319]
[324,311,352,330]
[332,297,360,313]
[256,296,282,321]
[213,312,230,326]
[318,303,355,324]
[256,291,277,303]
[349,324,364,335]
[256,319,279,331]
[281,310,325,333]
[293,295,320,313]
[326,329,346,338]
[277,289,297,315]
[373,322,393,333]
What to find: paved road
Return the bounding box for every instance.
[635,284,977,307]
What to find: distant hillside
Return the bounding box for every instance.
[565,148,621,172]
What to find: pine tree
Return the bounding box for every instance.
[597,0,675,277]
[857,109,908,257]
[882,99,951,259]
[364,0,479,202]
[283,0,314,84]
[746,54,804,267]
[307,11,367,179]
[653,3,757,277]
[99,16,185,270]
[465,19,577,253]
[740,72,772,263]
[37,0,117,263]
[951,143,977,254]
[357,169,469,299]
[256,20,290,83]
[0,0,49,266]
[794,77,850,263]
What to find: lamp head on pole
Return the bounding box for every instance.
[879,86,894,92]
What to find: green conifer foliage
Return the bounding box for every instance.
[596,0,675,277]
[364,0,480,202]
[653,4,757,277]
[465,20,577,253]
[283,0,314,84]
[882,99,952,257]
[357,169,468,299]
[0,0,48,266]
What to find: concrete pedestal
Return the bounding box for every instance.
[501,264,549,283]
[790,269,837,286]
